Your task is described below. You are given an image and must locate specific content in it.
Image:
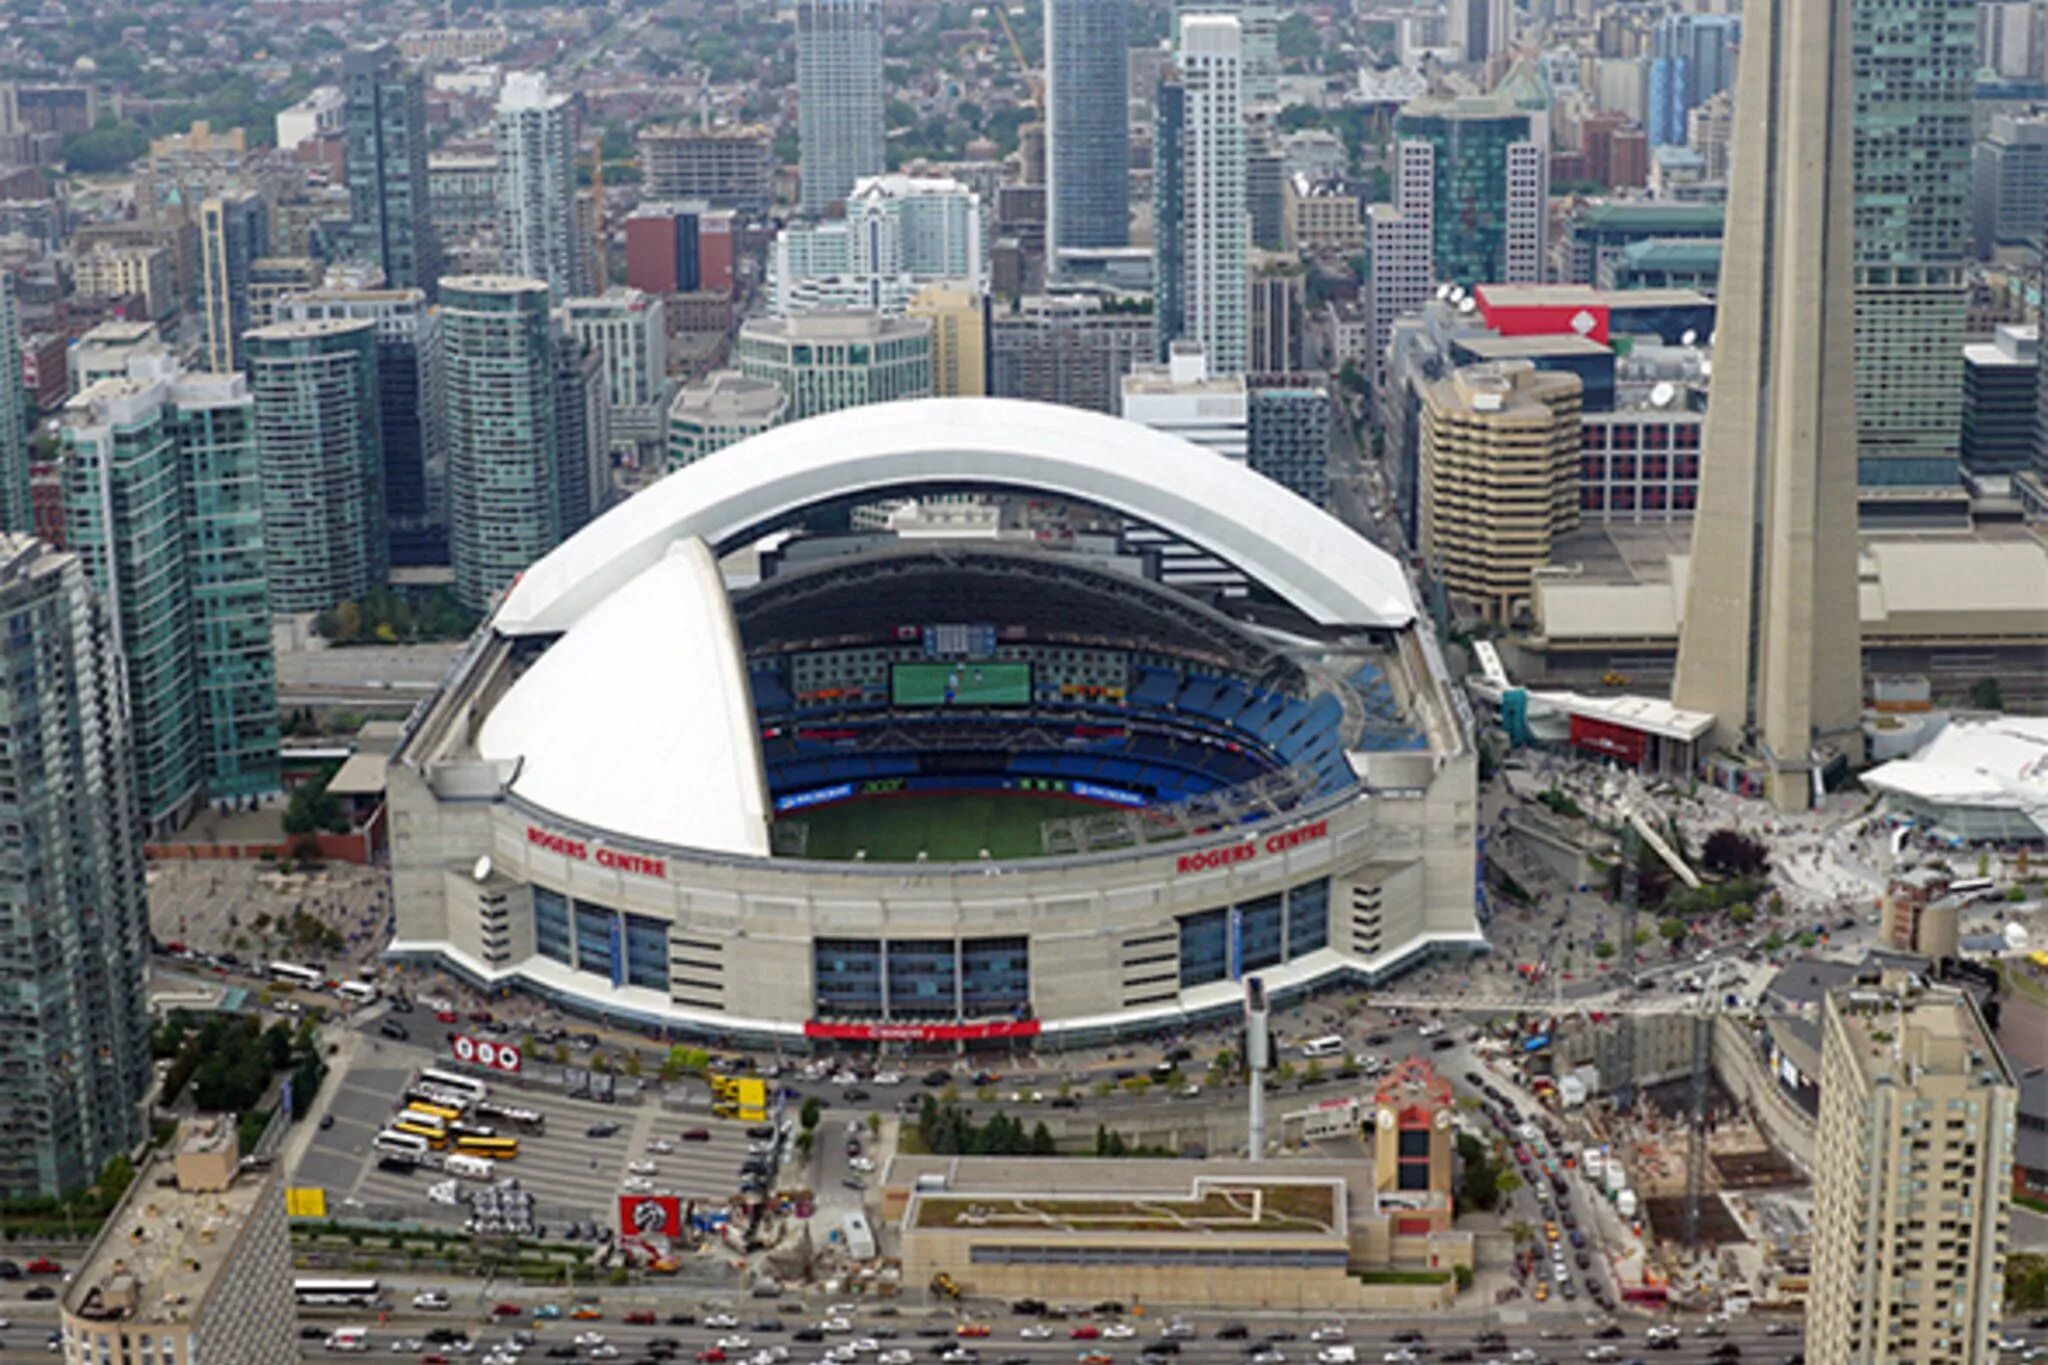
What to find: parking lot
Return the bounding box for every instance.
[292,1042,761,1228]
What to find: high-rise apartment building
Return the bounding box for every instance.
[771,175,985,315]
[243,319,386,613]
[736,311,932,422]
[1673,0,1864,810]
[552,336,608,539]
[200,191,270,373]
[1153,79,1187,355]
[1972,112,2048,258]
[442,275,558,615]
[59,375,203,833]
[1419,361,1581,624]
[906,286,987,398]
[666,371,788,469]
[167,373,279,800]
[637,123,775,212]
[1248,384,1331,505]
[344,45,441,295]
[1394,95,1542,288]
[795,0,885,215]
[1808,975,2015,1365]
[1446,0,1514,65]
[61,1119,296,1363]
[0,274,26,532]
[497,73,588,303]
[1045,0,1131,253]
[1175,1,1279,108]
[561,290,670,461]
[1170,16,1249,376]
[274,287,446,566]
[1249,265,1306,375]
[1961,324,2040,477]
[0,536,152,1199]
[1851,0,1975,489]
[989,294,1157,414]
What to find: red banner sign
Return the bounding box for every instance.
[618,1194,683,1239]
[525,825,667,879]
[1174,818,1329,876]
[450,1034,522,1073]
[802,1019,1043,1043]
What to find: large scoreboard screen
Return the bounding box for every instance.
[891,662,1031,706]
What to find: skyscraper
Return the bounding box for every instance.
[1809,976,2015,1365]
[1172,16,1249,376]
[1647,14,1740,147]
[344,45,441,295]
[795,0,885,215]
[1394,94,1541,289]
[552,335,609,540]
[442,276,558,615]
[497,72,588,302]
[1152,78,1187,356]
[244,319,387,613]
[1851,0,1976,488]
[275,288,446,567]
[561,290,668,464]
[167,372,279,801]
[199,190,269,373]
[1045,0,1131,253]
[1366,141,1436,398]
[0,536,152,1199]
[59,374,203,834]
[0,274,27,532]
[1672,0,1863,811]
[771,174,985,314]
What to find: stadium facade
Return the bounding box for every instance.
[388,400,1484,1047]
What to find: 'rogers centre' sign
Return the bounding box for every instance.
[526,825,667,879]
[1175,819,1330,876]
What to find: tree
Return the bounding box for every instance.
[1507,1219,1534,1247]
[1593,940,1616,959]
[1494,1168,1523,1202]
[1702,828,1771,878]
[1729,903,1755,926]
[1660,917,1688,944]
[799,1096,822,1133]
[1970,676,2004,712]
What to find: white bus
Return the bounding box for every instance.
[417,1067,489,1103]
[371,1129,430,1157]
[269,961,324,989]
[1299,1035,1347,1059]
[337,980,379,1005]
[1947,877,1996,899]
[294,1277,380,1309]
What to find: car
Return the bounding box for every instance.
[1217,1327,1250,1342]
[1249,1353,1285,1365]
[534,1305,563,1321]
[698,1354,728,1364]
[1708,1348,1740,1360]
[379,1019,411,1040]
[845,1087,871,1102]
[1763,1324,1797,1338]
[1103,1327,1136,1341]
[1314,1351,1354,1365]
[706,1315,740,1330]
[23,1285,56,1301]
[881,1354,913,1365]
[574,1332,609,1347]
[625,1312,657,1327]
[1020,1328,1053,1341]
[1144,1344,1180,1357]
[24,1257,60,1275]
[1071,1328,1101,1341]
[942,1352,981,1365]
[1587,1347,1619,1361]
[1077,1356,1113,1365]
[957,1326,992,1339]
[436,1009,459,1023]
[718,1339,752,1352]
[647,1138,676,1153]
[545,1349,579,1361]
[1310,1328,1346,1344]
[492,1304,524,1318]
[681,1128,712,1142]
[586,1122,621,1139]
[923,1069,952,1086]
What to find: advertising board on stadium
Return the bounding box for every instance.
[803,1019,1043,1043]
[1174,818,1330,876]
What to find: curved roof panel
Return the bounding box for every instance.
[478,538,771,857]
[495,398,1416,636]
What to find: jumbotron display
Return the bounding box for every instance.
[387,399,1484,1047]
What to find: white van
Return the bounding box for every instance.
[444,1153,495,1181]
[1316,1347,1356,1364]
[1300,1035,1346,1059]
[325,1328,371,1352]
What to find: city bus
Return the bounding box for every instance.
[403,1100,463,1125]
[417,1067,489,1103]
[371,1129,430,1157]
[336,980,379,1005]
[404,1085,474,1115]
[452,1134,519,1160]
[446,1120,497,1142]
[1299,1035,1347,1059]
[269,961,324,990]
[1947,877,1996,899]
[294,1277,380,1309]
[392,1118,449,1150]
[474,1100,545,1134]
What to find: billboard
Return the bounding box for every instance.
[891,661,1030,706]
[451,1034,522,1073]
[801,1018,1042,1043]
[618,1193,684,1239]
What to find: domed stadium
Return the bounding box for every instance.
[388,399,1483,1048]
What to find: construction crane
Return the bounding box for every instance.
[989,3,1043,114]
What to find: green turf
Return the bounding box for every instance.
[778,793,1086,861]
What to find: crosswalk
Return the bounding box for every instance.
[306,1063,760,1226]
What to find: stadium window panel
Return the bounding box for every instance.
[960,936,1029,1017]
[814,938,884,1015]
[1179,908,1228,987]
[534,886,573,965]
[1237,894,1285,974]
[1285,879,1330,958]
[573,900,616,979]
[623,913,669,991]
[886,939,958,1019]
